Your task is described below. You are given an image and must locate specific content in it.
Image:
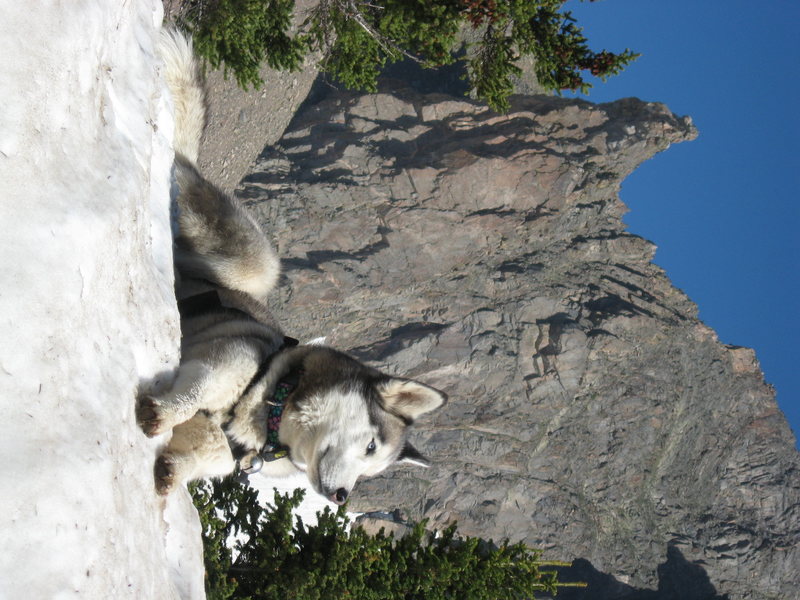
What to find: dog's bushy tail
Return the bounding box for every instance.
[158,28,280,301]
[159,28,205,165]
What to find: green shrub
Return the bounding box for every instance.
[182,0,306,89]
[174,0,638,112]
[190,474,584,599]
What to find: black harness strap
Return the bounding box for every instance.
[178,290,247,319]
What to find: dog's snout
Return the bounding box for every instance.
[329,488,348,505]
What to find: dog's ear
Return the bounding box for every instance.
[377,378,447,422]
[397,442,431,468]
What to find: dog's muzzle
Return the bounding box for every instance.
[328,487,349,505]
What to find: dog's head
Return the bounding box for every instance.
[275,346,447,505]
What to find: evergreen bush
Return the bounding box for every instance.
[174,0,638,112]
[190,474,584,599]
[181,0,306,89]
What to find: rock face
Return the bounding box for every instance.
[236,87,799,599]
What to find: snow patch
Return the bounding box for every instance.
[0,5,355,598]
[250,472,342,526]
[0,2,202,598]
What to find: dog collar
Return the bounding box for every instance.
[262,380,293,460]
[240,371,298,476]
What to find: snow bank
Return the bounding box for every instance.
[250,472,342,524]
[0,2,202,597]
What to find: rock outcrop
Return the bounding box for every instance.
[236,86,800,599]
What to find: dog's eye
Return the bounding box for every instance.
[366,439,376,455]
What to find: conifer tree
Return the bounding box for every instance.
[175,0,638,112]
[190,475,584,599]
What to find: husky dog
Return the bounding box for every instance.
[137,30,446,505]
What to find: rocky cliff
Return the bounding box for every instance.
[234,84,800,599]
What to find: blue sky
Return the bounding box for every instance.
[563,0,800,446]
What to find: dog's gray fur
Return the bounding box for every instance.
[137,30,446,504]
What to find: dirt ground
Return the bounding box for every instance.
[161,0,322,192]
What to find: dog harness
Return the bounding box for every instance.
[179,289,301,479]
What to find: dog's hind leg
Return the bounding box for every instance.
[173,158,280,301]
[138,359,210,436]
[154,412,235,495]
[137,339,265,437]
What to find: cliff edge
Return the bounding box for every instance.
[235,86,799,599]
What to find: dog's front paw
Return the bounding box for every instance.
[155,453,178,495]
[137,396,168,437]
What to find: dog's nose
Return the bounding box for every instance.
[329,488,348,505]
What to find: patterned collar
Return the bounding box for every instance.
[261,379,294,460]
[238,376,295,477]
[237,337,300,477]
